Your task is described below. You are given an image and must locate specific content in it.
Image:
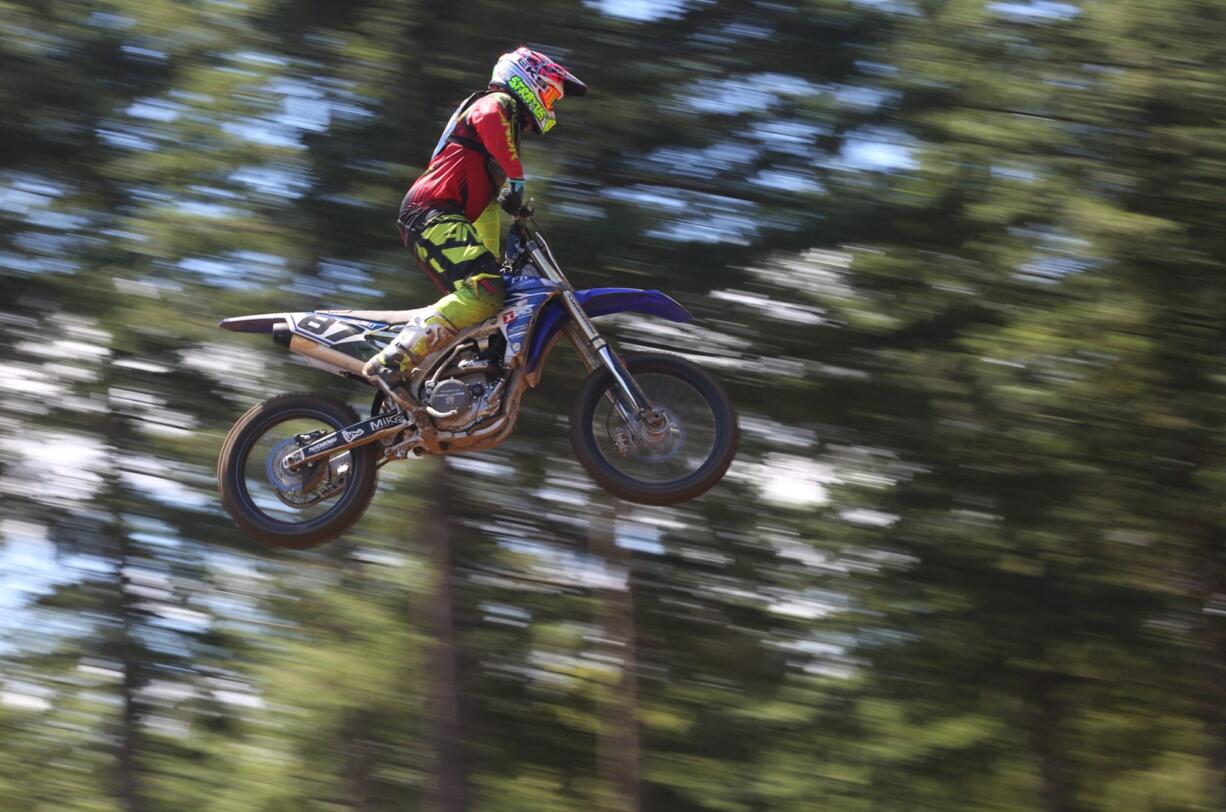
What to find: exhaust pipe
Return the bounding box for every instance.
[273,325,366,377]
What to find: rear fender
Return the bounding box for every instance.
[525,288,691,376]
[220,312,391,357]
[219,312,391,380]
[218,313,288,333]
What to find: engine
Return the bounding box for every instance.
[422,346,505,432]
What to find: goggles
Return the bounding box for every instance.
[539,84,562,111]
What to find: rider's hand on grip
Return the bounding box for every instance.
[498,180,525,216]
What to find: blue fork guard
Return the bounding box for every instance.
[526,288,691,375]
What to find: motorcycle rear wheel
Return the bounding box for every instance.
[217,393,379,548]
[570,352,738,505]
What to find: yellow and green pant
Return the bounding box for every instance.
[368,205,506,374]
[410,205,506,330]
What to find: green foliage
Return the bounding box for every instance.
[5,0,1226,810]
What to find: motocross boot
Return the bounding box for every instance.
[362,307,458,383]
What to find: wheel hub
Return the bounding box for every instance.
[265,437,328,507]
[612,408,683,462]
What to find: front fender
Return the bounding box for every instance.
[526,287,691,375]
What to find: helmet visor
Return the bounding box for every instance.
[540,84,562,111]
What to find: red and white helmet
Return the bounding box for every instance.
[491,47,587,134]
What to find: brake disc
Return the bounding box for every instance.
[265,437,327,507]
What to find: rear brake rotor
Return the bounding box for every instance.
[265,437,327,506]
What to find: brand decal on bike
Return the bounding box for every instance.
[307,435,338,455]
[295,314,367,346]
[369,414,402,432]
[341,428,364,443]
[499,288,553,363]
[341,319,387,330]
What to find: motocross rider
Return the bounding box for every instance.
[361,47,587,386]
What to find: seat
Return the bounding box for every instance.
[317,307,430,326]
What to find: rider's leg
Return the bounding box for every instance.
[362,213,506,378]
[472,200,501,256]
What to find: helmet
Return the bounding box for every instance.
[490,47,587,134]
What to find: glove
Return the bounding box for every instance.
[498,179,526,215]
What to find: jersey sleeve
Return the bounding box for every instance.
[468,94,525,183]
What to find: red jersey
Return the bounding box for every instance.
[404,91,525,223]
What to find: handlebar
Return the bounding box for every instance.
[506,199,564,278]
[505,200,537,273]
[509,199,538,242]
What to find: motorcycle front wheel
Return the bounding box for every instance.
[570,352,738,505]
[217,393,379,548]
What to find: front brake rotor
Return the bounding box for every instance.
[611,408,684,462]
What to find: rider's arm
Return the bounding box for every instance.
[470,94,525,186]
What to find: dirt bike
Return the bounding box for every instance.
[216,211,739,548]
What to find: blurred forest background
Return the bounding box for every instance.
[4,0,1226,810]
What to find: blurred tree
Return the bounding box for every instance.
[590,500,641,812]
[423,464,467,812]
[12,0,1226,810]
[0,2,263,809]
[0,2,427,810]
[797,1,1226,809]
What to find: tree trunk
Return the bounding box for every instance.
[422,460,466,812]
[106,391,145,812]
[117,642,144,812]
[343,711,375,812]
[1198,526,1226,809]
[1209,683,1226,812]
[592,500,641,812]
[1027,671,1076,812]
[115,531,146,812]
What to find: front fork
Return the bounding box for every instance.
[555,289,652,420]
[527,239,664,442]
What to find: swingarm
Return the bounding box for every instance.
[285,411,411,469]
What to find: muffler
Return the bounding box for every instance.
[273,325,366,377]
